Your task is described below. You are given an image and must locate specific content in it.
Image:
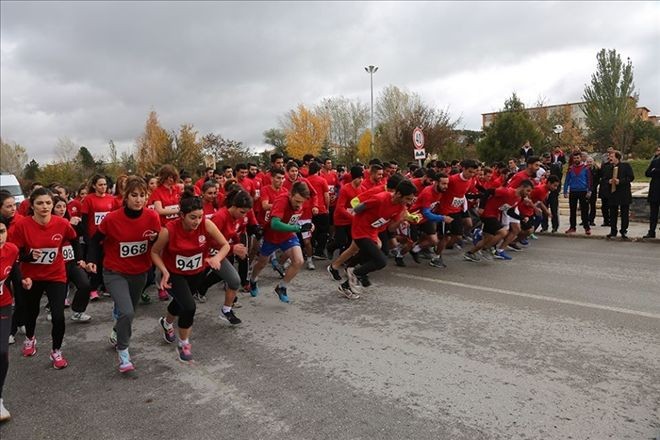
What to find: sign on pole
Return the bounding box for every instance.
[414,149,426,160]
[412,127,425,150]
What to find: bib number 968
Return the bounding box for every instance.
[120,241,148,258]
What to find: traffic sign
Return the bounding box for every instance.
[412,127,424,150]
[414,148,426,160]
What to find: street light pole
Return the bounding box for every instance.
[364,65,378,157]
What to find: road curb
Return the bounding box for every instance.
[537,232,660,243]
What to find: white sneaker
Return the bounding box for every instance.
[71,312,92,322]
[0,398,10,422]
[8,334,15,345]
[18,326,26,335]
[306,259,316,270]
[47,313,52,322]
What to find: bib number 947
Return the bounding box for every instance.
[175,253,202,271]
[120,241,148,258]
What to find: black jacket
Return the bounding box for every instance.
[645,155,660,203]
[600,162,634,206]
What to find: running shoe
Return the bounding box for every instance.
[585,229,592,236]
[0,398,10,422]
[101,289,111,298]
[158,289,169,301]
[394,256,406,267]
[193,293,207,303]
[109,329,118,347]
[429,256,447,268]
[219,309,242,325]
[338,284,360,300]
[8,334,15,345]
[159,317,176,343]
[479,249,494,261]
[564,228,576,234]
[472,228,483,246]
[306,259,316,271]
[518,238,529,246]
[47,313,52,322]
[327,264,342,281]
[274,286,290,303]
[345,267,363,294]
[64,298,71,308]
[89,290,100,301]
[507,243,523,252]
[233,297,242,308]
[463,251,481,262]
[22,337,36,357]
[177,342,193,362]
[419,249,434,260]
[409,249,421,264]
[271,258,285,278]
[249,280,259,297]
[49,350,68,370]
[240,283,250,293]
[529,233,538,240]
[140,291,151,304]
[359,275,371,288]
[117,348,135,373]
[71,312,92,322]
[493,249,513,260]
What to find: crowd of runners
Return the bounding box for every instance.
[0,147,652,422]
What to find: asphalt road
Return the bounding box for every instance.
[1,238,659,440]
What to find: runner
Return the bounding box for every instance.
[336,179,417,298]
[0,220,30,421]
[306,161,331,260]
[248,182,312,303]
[8,188,83,369]
[326,166,363,264]
[201,181,219,219]
[502,156,543,251]
[283,161,318,271]
[86,176,161,372]
[150,191,231,362]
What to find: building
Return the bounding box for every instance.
[482,99,657,129]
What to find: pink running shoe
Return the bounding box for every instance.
[177,342,193,362]
[90,290,100,301]
[117,349,135,373]
[22,337,37,357]
[64,298,71,308]
[50,350,68,369]
[158,289,169,301]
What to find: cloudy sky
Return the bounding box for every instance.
[2,1,659,163]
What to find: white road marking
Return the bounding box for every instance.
[394,272,660,320]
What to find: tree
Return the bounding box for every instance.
[356,130,372,162]
[581,49,637,153]
[23,159,40,181]
[120,151,137,174]
[263,128,288,155]
[317,97,369,162]
[0,138,28,175]
[36,162,79,189]
[202,133,253,166]
[175,123,204,175]
[281,104,330,159]
[477,93,544,164]
[55,137,78,163]
[76,146,97,176]
[528,104,587,153]
[375,85,459,165]
[135,110,173,174]
[630,119,660,159]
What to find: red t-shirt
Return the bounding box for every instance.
[8,215,78,283]
[410,185,444,223]
[264,194,302,244]
[306,174,330,214]
[237,178,255,198]
[481,187,521,219]
[411,178,426,194]
[351,191,406,241]
[507,170,535,189]
[17,199,31,216]
[360,177,382,192]
[210,207,242,249]
[321,170,339,206]
[203,201,217,219]
[357,184,387,201]
[162,218,213,276]
[517,183,550,217]
[68,198,83,218]
[99,208,161,275]
[334,183,363,226]
[149,185,182,226]
[259,185,288,226]
[437,173,473,215]
[0,242,19,307]
[5,213,24,233]
[81,193,117,238]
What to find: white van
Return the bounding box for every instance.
[0,173,25,205]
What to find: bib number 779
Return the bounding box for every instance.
[34,248,58,264]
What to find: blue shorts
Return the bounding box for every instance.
[260,237,300,257]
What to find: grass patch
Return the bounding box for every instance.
[628,159,651,183]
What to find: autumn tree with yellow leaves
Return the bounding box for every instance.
[282,104,330,159]
[136,111,172,174]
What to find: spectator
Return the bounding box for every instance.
[519,140,534,162]
[600,150,634,240]
[563,151,592,235]
[586,156,600,226]
[643,146,660,239]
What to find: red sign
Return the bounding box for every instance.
[412,127,424,150]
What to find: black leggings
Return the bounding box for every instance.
[25,281,67,350]
[329,225,352,254]
[312,213,330,254]
[0,305,10,399]
[649,200,659,233]
[353,238,388,277]
[167,273,204,329]
[68,262,91,313]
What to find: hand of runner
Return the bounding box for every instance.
[312,207,319,215]
[86,262,97,273]
[233,244,248,259]
[159,270,172,290]
[22,277,32,290]
[77,260,87,270]
[205,255,222,271]
[69,216,81,226]
[444,216,454,224]
[31,249,43,260]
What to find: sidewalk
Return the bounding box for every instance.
[537,214,659,243]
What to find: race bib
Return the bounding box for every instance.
[175,253,203,271]
[371,217,390,228]
[288,214,301,225]
[119,240,148,258]
[499,203,512,212]
[254,189,260,199]
[0,279,4,296]
[264,211,271,222]
[94,211,110,225]
[62,245,75,262]
[430,201,440,210]
[451,197,465,208]
[165,205,179,219]
[329,186,336,195]
[205,213,214,219]
[34,248,58,265]
[208,248,218,257]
